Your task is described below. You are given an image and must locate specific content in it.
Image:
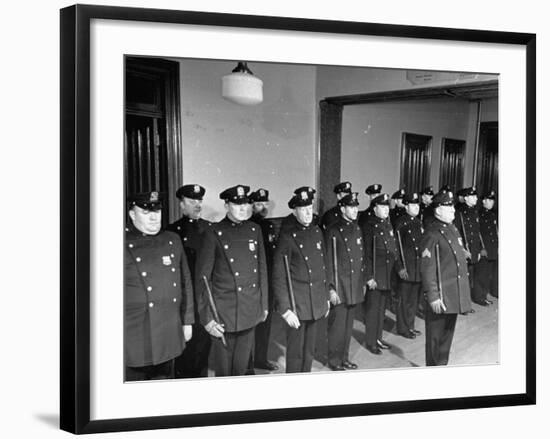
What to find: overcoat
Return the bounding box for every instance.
[394,214,424,282]
[362,215,397,290]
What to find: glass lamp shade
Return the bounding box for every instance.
[222,72,263,105]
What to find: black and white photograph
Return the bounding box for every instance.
[124,56,500,381]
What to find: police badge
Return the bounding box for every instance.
[162,256,172,265]
[316,242,322,250]
[249,240,256,251]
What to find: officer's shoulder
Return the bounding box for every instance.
[160,229,181,242]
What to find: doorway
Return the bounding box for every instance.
[124,56,182,225]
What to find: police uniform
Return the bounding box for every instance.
[419,185,435,227]
[272,190,330,373]
[125,192,194,381]
[248,188,279,370]
[390,188,406,228]
[394,192,424,338]
[454,187,487,306]
[358,183,382,226]
[420,191,471,366]
[324,192,365,370]
[320,181,352,230]
[479,190,498,298]
[166,184,212,378]
[361,193,397,353]
[195,185,269,376]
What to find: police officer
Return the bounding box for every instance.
[125,191,194,381]
[479,190,498,299]
[394,192,424,339]
[454,186,490,306]
[166,184,212,378]
[280,186,319,232]
[420,190,472,366]
[247,188,279,371]
[272,188,330,373]
[324,192,365,370]
[390,188,406,228]
[358,183,382,226]
[195,185,269,376]
[419,185,435,227]
[320,181,353,230]
[361,193,397,355]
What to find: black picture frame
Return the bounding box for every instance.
[60,4,536,434]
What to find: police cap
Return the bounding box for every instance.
[338,192,360,207]
[421,185,434,196]
[176,184,205,200]
[432,191,454,207]
[391,188,406,199]
[219,185,250,204]
[365,184,382,195]
[371,193,390,206]
[289,189,314,209]
[128,191,163,210]
[333,181,352,194]
[403,192,420,205]
[249,188,270,202]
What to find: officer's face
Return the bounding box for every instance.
[374,204,389,219]
[252,201,269,218]
[340,205,358,221]
[405,203,420,217]
[180,197,202,219]
[421,194,433,205]
[294,205,313,226]
[226,202,249,223]
[465,194,478,207]
[435,205,455,224]
[129,206,162,235]
[482,198,495,210]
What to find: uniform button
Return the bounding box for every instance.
[173,298,177,302]
[305,256,308,260]
[149,302,154,308]
[254,255,258,259]
[136,257,141,262]
[169,241,173,245]
[340,229,343,232]
[171,267,176,272]
[310,282,313,286]
[147,286,152,292]
[254,268,257,273]
[458,275,461,279]
[457,263,460,267]
[351,270,354,273]
[141,272,147,277]
[309,269,312,273]
[344,238,348,242]
[238,287,242,292]
[299,244,303,248]
[170,254,175,258]
[230,258,234,263]
[347,248,351,252]
[350,259,353,262]
[183,237,188,241]
[224,244,229,249]
[128,244,134,248]
[293,233,297,238]
[218,231,223,236]
[177,226,181,230]
[252,227,256,231]
[235,272,239,276]
[252,283,256,288]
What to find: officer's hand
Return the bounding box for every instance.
[429,299,446,314]
[464,250,472,260]
[183,325,193,342]
[282,310,300,329]
[480,249,488,258]
[398,268,409,280]
[329,289,341,306]
[367,279,377,290]
[363,285,367,296]
[205,320,225,338]
[325,301,330,318]
[262,310,268,322]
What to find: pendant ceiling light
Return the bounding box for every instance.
[222,62,263,106]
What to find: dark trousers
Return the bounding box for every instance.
[469,261,486,304]
[396,281,421,334]
[174,323,211,378]
[286,319,318,373]
[478,258,498,298]
[125,359,175,382]
[253,311,273,364]
[363,289,390,347]
[210,327,255,376]
[424,308,458,366]
[327,304,356,367]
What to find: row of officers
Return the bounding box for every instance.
[124,181,498,381]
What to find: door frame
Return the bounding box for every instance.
[125,56,182,222]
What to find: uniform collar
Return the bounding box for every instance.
[126,222,160,238]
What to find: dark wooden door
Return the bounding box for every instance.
[400,133,432,193]
[439,138,465,192]
[124,57,182,225]
[476,122,498,196]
